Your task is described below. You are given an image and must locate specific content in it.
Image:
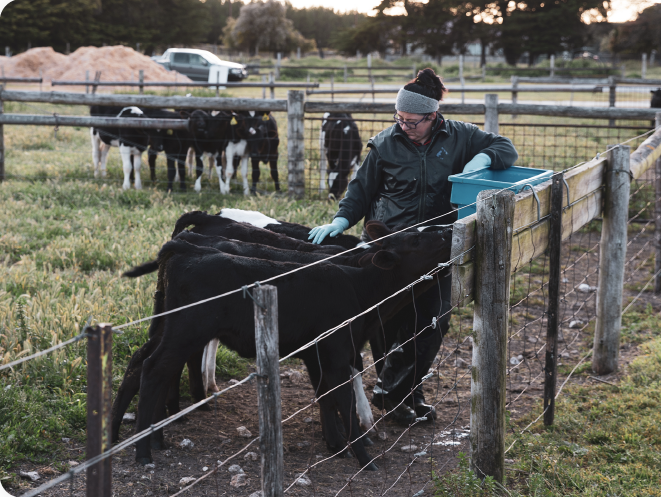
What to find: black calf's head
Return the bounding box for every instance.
[652,89,661,108]
[363,221,453,275]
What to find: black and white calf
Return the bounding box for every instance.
[246,111,280,193]
[90,105,153,189]
[220,111,251,195]
[319,112,362,199]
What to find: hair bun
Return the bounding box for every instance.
[403,68,446,102]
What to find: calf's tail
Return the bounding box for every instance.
[123,260,159,278]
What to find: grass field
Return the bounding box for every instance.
[1,76,660,491]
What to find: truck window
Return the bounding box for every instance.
[190,54,208,66]
[172,53,190,64]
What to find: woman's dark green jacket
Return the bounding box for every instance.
[335,115,519,229]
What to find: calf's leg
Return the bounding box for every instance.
[269,158,280,192]
[250,157,260,194]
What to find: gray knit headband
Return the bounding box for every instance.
[395,88,440,114]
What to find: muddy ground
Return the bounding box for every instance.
[11,229,660,497]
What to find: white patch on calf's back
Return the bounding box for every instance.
[249,111,255,117]
[343,125,350,134]
[220,208,280,228]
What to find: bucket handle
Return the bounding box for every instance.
[520,184,541,222]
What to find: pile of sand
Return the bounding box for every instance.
[0,46,192,83]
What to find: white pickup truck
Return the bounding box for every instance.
[152,48,248,83]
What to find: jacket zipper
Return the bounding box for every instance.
[417,148,426,223]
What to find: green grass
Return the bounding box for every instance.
[435,305,661,496]
[0,172,352,483]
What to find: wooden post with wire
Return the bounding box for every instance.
[253,285,283,497]
[287,90,305,199]
[652,112,661,295]
[138,70,144,95]
[0,83,4,183]
[470,189,515,484]
[544,173,565,425]
[593,144,630,374]
[484,94,498,135]
[86,324,113,497]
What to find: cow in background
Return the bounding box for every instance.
[220,111,251,195]
[90,105,155,190]
[246,111,280,194]
[319,112,362,199]
[652,89,661,127]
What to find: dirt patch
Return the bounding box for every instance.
[0,46,191,83]
[9,231,660,496]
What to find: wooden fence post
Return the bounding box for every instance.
[287,90,305,199]
[138,70,144,95]
[544,174,564,425]
[0,84,4,183]
[593,145,631,374]
[330,73,334,103]
[511,76,518,119]
[344,64,347,83]
[484,94,498,135]
[470,189,515,484]
[253,285,283,497]
[550,55,555,78]
[656,113,661,294]
[86,324,113,497]
[642,53,647,79]
[608,76,616,127]
[270,72,275,100]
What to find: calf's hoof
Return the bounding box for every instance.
[150,438,168,450]
[364,461,379,471]
[197,403,212,412]
[136,456,153,466]
[363,436,374,447]
[328,445,352,458]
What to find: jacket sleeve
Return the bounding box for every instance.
[465,124,518,170]
[335,147,383,228]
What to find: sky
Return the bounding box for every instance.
[287,0,661,22]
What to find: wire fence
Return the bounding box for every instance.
[2,102,661,496]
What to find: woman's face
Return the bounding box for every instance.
[395,111,436,143]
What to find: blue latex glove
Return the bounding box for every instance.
[308,217,350,244]
[463,153,491,173]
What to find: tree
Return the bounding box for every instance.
[496,0,610,65]
[606,4,661,55]
[286,4,362,58]
[223,0,313,55]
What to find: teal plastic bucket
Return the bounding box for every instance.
[449,166,553,219]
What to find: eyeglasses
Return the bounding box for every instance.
[393,113,432,129]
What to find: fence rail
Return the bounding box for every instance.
[51,80,319,89]
[3,105,661,494]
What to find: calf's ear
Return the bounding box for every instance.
[358,253,375,267]
[365,221,392,244]
[371,250,400,270]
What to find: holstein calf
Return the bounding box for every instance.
[113,230,378,443]
[217,208,362,250]
[319,113,362,199]
[133,221,452,469]
[220,111,251,195]
[245,111,280,193]
[90,105,156,189]
[652,89,661,127]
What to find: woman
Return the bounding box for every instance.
[308,68,518,424]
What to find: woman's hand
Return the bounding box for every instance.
[308,217,350,244]
[463,153,491,173]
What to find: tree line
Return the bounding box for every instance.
[1,0,657,65]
